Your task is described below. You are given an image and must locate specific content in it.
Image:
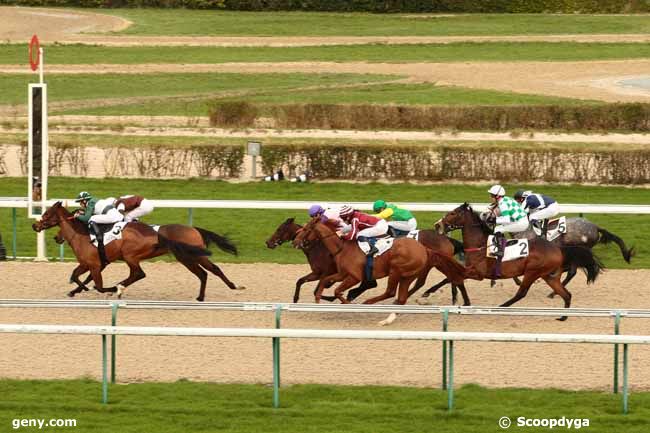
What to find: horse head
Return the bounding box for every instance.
[441,203,473,232]
[292,216,322,249]
[32,201,64,232]
[266,217,299,249]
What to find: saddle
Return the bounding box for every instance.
[89,221,128,247]
[486,235,529,262]
[388,227,420,241]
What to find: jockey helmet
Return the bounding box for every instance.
[75,191,93,202]
[488,185,505,197]
[514,189,526,202]
[522,190,532,199]
[339,205,354,219]
[308,204,325,218]
[372,200,386,213]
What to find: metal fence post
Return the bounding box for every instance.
[111,303,119,384]
[188,208,193,226]
[12,208,17,259]
[273,305,281,408]
[613,312,621,394]
[59,243,64,262]
[623,344,629,414]
[447,340,454,411]
[102,334,108,404]
[442,309,449,390]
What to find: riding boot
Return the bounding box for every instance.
[493,232,505,278]
[367,237,378,256]
[90,222,108,267]
[541,219,549,239]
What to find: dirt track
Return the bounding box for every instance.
[0,261,649,390]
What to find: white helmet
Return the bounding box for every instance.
[339,205,354,218]
[488,185,505,197]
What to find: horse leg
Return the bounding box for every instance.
[363,274,399,305]
[421,278,450,298]
[407,266,432,298]
[67,264,89,297]
[294,271,320,303]
[346,279,377,302]
[197,256,245,291]
[542,274,572,321]
[333,276,362,304]
[114,262,147,299]
[380,275,418,326]
[89,267,116,294]
[179,259,208,302]
[314,272,344,303]
[499,274,537,308]
[457,283,471,306]
[548,264,578,299]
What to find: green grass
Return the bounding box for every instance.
[0,380,648,433]
[97,10,650,36]
[4,42,650,64]
[0,73,394,107]
[0,178,645,268]
[56,83,588,116]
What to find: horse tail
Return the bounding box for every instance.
[157,233,212,259]
[195,227,238,256]
[561,246,604,284]
[427,250,466,284]
[597,227,635,263]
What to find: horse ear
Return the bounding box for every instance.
[286,217,295,224]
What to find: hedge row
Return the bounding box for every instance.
[261,144,650,184]
[5,0,649,12]
[209,102,650,132]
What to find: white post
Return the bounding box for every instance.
[39,47,44,84]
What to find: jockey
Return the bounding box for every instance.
[308,204,348,232]
[74,191,123,266]
[115,194,154,223]
[487,185,528,273]
[372,199,417,235]
[514,190,560,236]
[339,205,388,256]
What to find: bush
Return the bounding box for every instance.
[209,102,650,132]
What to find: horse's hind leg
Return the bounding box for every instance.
[457,283,471,306]
[499,274,536,308]
[542,273,572,321]
[197,256,245,291]
[114,262,147,299]
[363,274,399,305]
[180,259,208,302]
[67,264,89,297]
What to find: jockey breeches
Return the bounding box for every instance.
[358,219,389,239]
[529,202,559,222]
[495,217,529,234]
[124,198,154,222]
[388,218,417,232]
[90,208,123,225]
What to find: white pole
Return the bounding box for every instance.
[39,47,43,84]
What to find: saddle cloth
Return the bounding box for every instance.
[486,235,529,262]
[406,230,419,241]
[533,216,567,241]
[357,237,394,257]
[90,221,128,247]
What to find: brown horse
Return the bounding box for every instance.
[266,217,365,303]
[292,218,468,325]
[440,203,603,319]
[33,202,244,301]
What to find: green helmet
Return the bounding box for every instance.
[373,199,387,213]
[75,191,93,203]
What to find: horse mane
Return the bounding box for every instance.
[459,202,492,236]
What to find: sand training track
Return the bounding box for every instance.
[1,261,649,391]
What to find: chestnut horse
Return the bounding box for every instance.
[292,218,468,324]
[440,203,603,319]
[34,202,243,301]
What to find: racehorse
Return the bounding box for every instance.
[439,203,603,319]
[34,202,244,301]
[514,217,633,290]
[292,218,468,325]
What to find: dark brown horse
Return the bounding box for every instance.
[440,203,603,319]
[292,218,468,324]
[266,217,366,303]
[34,202,244,301]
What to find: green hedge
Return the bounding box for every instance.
[261,144,650,184]
[4,0,650,12]
[209,102,650,132]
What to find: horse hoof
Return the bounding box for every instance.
[379,313,397,326]
[232,286,246,291]
[416,297,431,306]
[556,316,568,322]
[67,292,75,298]
[196,297,205,302]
